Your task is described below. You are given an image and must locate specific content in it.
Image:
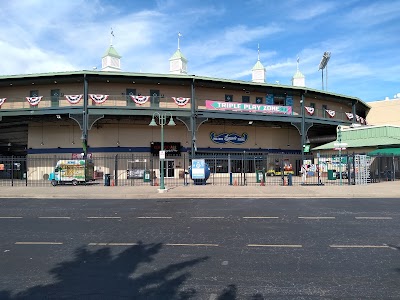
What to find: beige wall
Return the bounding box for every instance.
[367,99,400,126]
[28,121,301,151]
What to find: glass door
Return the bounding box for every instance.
[161,159,175,178]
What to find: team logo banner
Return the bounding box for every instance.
[325,109,335,118]
[130,95,150,105]
[205,100,292,115]
[305,106,314,115]
[210,132,248,144]
[172,97,190,106]
[0,98,6,106]
[65,95,83,104]
[89,94,109,104]
[26,96,43,106]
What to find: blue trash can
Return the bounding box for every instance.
[104,174,111,186]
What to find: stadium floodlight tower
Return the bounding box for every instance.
[318,51,331,91]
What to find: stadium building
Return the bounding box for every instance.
[0,39,370,185]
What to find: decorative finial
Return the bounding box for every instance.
[178,32,182,50]
[257,44,260,61]
[110,27,115,46]
[297,56,300,70]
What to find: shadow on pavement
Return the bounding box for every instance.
[0,241,208,299]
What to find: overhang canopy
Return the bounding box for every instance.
[368,148,400,156]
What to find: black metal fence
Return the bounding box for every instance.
[0,152,397,187]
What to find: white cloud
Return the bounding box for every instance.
[289,1,338,20]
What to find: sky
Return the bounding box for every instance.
[0,0,399,102]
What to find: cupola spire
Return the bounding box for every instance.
[169,32,188,74]
[101,28,122,72]
[252,44,266,83]
[292,56,305,87]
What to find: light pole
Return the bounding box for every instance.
[149,112,176,190]
[337,125,343,185]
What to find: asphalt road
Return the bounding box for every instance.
[0,198,399,299]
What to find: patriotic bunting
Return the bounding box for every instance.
[26,96,43,106]
[89,94,109,104]
[345,112,353,120]
[325,109,335,118]
[305,106,314,115]
[356,115,360,122]
[172,97,190,106]
[0,98,6,106]
[65,94,83,104]
[130,95,150,105]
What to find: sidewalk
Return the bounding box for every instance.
[0,181,399,199]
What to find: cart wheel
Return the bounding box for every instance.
[72,180,78,186]
[51,180,57,186]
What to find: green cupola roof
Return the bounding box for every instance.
[103,45,121,58]
[252,60,265,70]
[169,49,187,61]
[293,69,305,79]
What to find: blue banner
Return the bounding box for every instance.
[210,132,248,144]
[285,95,293,106]
[266,94,274,105]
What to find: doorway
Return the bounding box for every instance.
[150,89,160,107]
[161,159,175,178]
[51,89,60,107]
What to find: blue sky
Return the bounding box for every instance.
[0,0,399,102]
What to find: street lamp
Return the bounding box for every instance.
[149,112,176,190]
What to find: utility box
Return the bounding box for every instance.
[143,170,151,182]
[256,169,265,183]
[328,169,337,180]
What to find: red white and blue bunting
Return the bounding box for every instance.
[172,97,190,106]
[0,98,6,106]
[89,94,109,104]
[345,112,353,120]
[26,96,43,106]
[325,109,335,118]
[65,94,83,104]
[305,106,314,115]
[130,95,150,105]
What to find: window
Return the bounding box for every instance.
[310,102,315,108]
[225,94,233,102]
[242,96,250,103]
[322,104,327,118]
[255,97,263,104]
[126,88,136,106]
[30,90,39,97]
[274,96,285,106]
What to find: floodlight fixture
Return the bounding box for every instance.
[318,51,331,90]
[318,51,331,70]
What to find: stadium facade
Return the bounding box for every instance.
[0,41,370,182]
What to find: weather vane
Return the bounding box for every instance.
[110,27,115,45]
[178,32,182,50]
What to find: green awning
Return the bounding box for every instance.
[368,148,400,156]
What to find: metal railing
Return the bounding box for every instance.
[0,95,359,123]
[1,152,392,187]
